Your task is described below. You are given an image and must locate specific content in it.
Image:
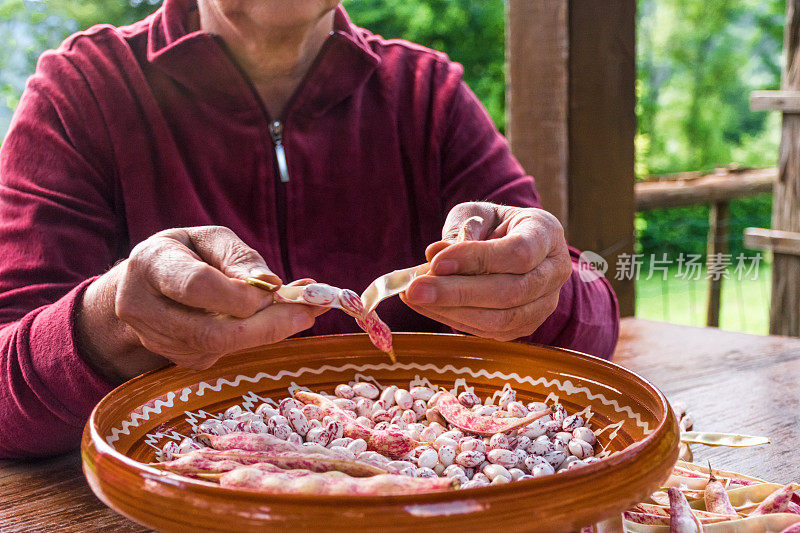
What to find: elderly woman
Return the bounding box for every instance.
[0,0,618,458]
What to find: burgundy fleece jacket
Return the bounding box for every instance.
[0,0,619,458]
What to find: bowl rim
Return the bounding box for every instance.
[84,332,675,504]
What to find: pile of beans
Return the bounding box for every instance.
[159,381,602,489]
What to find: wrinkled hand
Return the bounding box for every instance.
[401,202,572,341]
[77,226,326,382]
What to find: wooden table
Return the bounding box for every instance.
[3,318,800,531]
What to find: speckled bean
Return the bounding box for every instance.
[334,384,355,399]
[372,409,391,423]
[488,433,510,450]
[530,463,555,477]
[332,398,357,411]
[355,398,373,418]
[568,439,594,459]
[394,389,414,410]
[527,402,548,412]
[255,404,279,418]
[455,450,486,468]
[380,385,398,407]
[483,463,512,481]
[417,448,439,469]
[432,436,457,451]
[487,448,518,469]
[271,424,292,441]
[279,398,303,418]
[507,401,528,418]
[509,468,526,481]
[457,391,481,408]
[572,427,596,445]
[561,414,584,432]
[411,400,427,420]
[552,403,567,423]
[499,389,516,409]
[347,438,368,455]
[286,408,310,437]
[410,386,435,402]
[224,405,243,420]
[352,382,380,399]
[438,445,456,467]
[472,404,500,417]
[543,450,567,469]
[524,454,548,472]
[515,436,532,450]
[415,467,438,479]
[443,464,466,478]
[527,435,552,455]
[458,437,486,454]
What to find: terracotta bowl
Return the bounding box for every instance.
[82,333,679,533]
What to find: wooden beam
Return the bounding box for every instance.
[706,202,730,327]
[635,167,776,211]
[744,227,800,256]
[750,90,800,113]
[506,1,636,317]
[566,1,636,317]
[506,0,569,225]
[770,0,800,336]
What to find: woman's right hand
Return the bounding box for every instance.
[76,226,325,383]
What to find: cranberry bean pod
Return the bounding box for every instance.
[704,467,738,517]
[295,391,424,458]
[220,467,457,495]
[433,391,552,436]
[751,484,800,516]
[667,487,701,533]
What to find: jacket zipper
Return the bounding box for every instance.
[269,121,290,183]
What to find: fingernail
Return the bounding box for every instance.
[250,267,281,283]
[434,260,458,276]
[408,283,436,304]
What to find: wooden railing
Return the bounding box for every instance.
[634,166,776,327]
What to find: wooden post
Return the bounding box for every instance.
[506,0,636,317]
[706,201,729,327]
[771,0,800,336]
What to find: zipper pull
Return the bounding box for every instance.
[269,120,290,183]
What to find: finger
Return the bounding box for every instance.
[430,213,561,276]
[425,241,451,263]
[400,291,559,340]
[179,226,282,285]
[132,237,274,318]
[439,202,497,242]
[117,290,323,368]
[405,256,565,308]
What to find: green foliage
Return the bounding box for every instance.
[636,0,784,176]
[344,0,505,130]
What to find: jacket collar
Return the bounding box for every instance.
[146,0,381,116]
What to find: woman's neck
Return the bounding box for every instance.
[198,2,335,117]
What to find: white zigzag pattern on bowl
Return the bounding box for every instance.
[106,362,652,447]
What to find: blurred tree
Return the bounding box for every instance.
[344,0,505,130]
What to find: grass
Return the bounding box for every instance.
[634,262,771,335]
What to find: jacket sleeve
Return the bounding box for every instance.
[436,67,619,359]
[0,49,118,458]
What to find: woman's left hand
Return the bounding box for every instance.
[401,202,572,341]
